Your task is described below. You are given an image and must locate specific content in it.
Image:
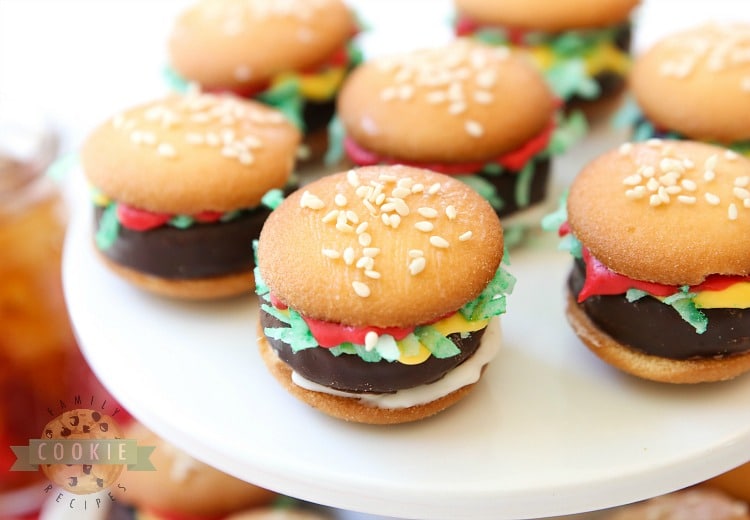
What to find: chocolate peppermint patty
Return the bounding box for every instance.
[480,157,550,218]
[568,259,750,360]
[260,309,486,393]
[94,206,270,279]
[569,23,631,105]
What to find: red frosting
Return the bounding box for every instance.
[115,204,225,231]
[344,120,554,175]
[561,223,750,301]
[454,16,527,44]
[144,507,225,520]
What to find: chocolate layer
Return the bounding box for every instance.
[480,157,550,218]
[569,23,631,104]
[302,98,336,134]
[568,259,750,359]
[94,206,270,279]
[260,309,486,393]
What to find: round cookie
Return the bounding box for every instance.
[168,0,356,93]
[113,422,276,517]
[706,463,750,504]
[40,409,123,494]
[337,39,555,164]
[258,166,505,327]
[454,0,640,32]
[80,91,300,299]
[606,487,750,520]
[562,139,750,383]
[256,165,513,423]
[630,23,750,144]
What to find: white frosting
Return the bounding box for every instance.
[290,318,502,409]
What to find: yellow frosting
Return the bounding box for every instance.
[694,282,750,309]
[527,40,629,76]
[396,313,490,364]
[271,65,347,103]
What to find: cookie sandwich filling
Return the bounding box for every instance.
[256,169,515,409]
[454,17,632,103]
[543,142,750,360]
[326,43,586,217]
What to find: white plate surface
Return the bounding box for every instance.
[63,127,750,519]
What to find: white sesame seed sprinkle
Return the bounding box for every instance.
[322,248,340,259]
[735,187,750,200]
[465,120,484,137]
[409,257,426,276]
[157,143,177,158]
[415,221,434,232]
[677,195,697,204]
[704,170,716,182]
[646,178,660,192]
[356,256,374,270]
[446,205,457,220]
[428,183,441,195]
[364,270,381,279]
[704,154,718,171]
[358,232,372,247]
[459,231,473,241]
[705,192,721,205]
[623,174,642,186]
[322,209,339,223]
[353,281,371,298]
[729,203,739,220]
[388,214,401,228]
[725,150,739,160]
[335,221,354,233]
[417,207,439,218]
[625,189,643,199]
[735,176,750,187]
[364,330,378,349]
[640,166,656,178]
[363,247,380,257]
[649,194,662,206]
[619,142,633,155]
[334,193,348,207]
[408,249,424,258]
[430,235,450,248]
[411,183,424,193]
[745,198,750,208]
[356,222,368,234]
[346,210,359,224]
[392,187,411,199]
[343,247,355,265]
[300,190,325,210]
[646,138,663,147]
[347,169,360,187]
[681,179,697,191]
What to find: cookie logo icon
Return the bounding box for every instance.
[40,409,124,494]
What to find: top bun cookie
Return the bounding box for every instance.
[257,165,504,327]
[453,0,640,32]
[81,92,300,214]
[630,24,750,143]
[568,140,750,286]
[337,39,555,164]
[168,0,356,91]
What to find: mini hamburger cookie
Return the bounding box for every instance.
[546,139,750,383]
[453,0,639,114]
[328,39,584,233]
[166,0,360,155]
[81,91,300,299]
[111,422,277,519]
[255,165,515,424]
[626,24,750,154]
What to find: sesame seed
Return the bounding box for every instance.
[356,222,368,234]
[346,210,359,224]
[729,203,739,220]
[659,158,685,173]
[322,209,339,223]
[356,257,374,270]
[658,186,670,203]
[380,87,397,101]
[358,233,372,247]
[409,257,426,276]
[379,173,398,183]
[704,170,716,182]
[157,143,177,158]
[390,198,410,216]
[412,183,425,193]
[300,190,325,210]
[646,178,660,192]
[704,154,718,171]
[375,193,386,206]
[380,202,397,213]
[322,249,340,259]
[745,198,750,208]
[725,150,739,160]
[381,213,390,226]
[353,281,371,298]
[392,187,411,199]
[474,91,493,104]
[186,133,204,145]
[397,177,414,189]
[347,169,360,187]
[415,221,434,232]
[398,85,414,100]
[459,231,473,241]
[658,172,679,186]
[355,185,370,199]
[238,152,254,165]
[735,187,750,200]
[649,194,662,206]
[446,205,457,220]
[465,120,484,137]
[475,70,496,88]
[426,91,448,104]
[335,222,353,233]
[428,183,441,195]
[640,166,656,178]
[364,270,381,279]
[343,247,355,265]
[389,214,401,228]
[677,195,697,204]
[364,331,378,350]
[625,189,643,199]
[681,179,697,191]
[646,138,662,147]
[705,192,721,205]
[221,146,239,158]
[623,174,642,186]
[430,235,450,248]
[408,249,424,258]
[334,194,347,207]
[448,102,467,115]
[735,176,750,187]
[682,158,695,169]
[417,207,439,218]
[363,199,377,215]
[363,247,380,257]
[665,185,682,195]
[619,142,633,155]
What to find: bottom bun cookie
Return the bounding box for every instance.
[256,318,502,424]
[96,248,254,300]
[566,292,750,383]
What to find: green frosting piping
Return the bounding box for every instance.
[95,204,119,251]
[458,174,504,211]
[626,287,708,334]
[514,160,535,208]
[547,110,588,156]
[261,188,284,210]
[414,327,461,358]
[324,115,346,166]
[163,65,190,94]
[541,191,583,259]
[169,215,194,229]
[459,265,516,321]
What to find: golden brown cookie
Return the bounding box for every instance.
[337,39,555,164]
[258,165,505,327]
[40,409,123,494]
[168,0,356,92]
[454,0,640,32]
[630,24,750,144]
[568,140,750,286]
[113,422,276,517]
[82,93,299,214]
[705,463,750,504]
